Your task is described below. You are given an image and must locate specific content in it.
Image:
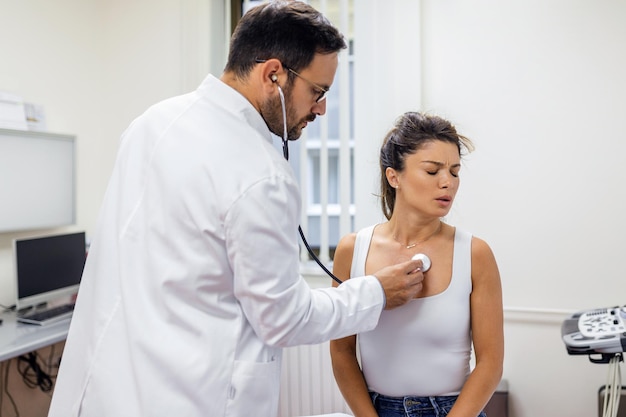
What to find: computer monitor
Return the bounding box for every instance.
[14,231,86,311]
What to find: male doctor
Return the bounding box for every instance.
[48,1,425,416]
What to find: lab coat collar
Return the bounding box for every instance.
[198,74,275,146]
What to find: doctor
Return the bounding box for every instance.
[48,1,425,417]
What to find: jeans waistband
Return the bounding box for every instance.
[370,392,458,410]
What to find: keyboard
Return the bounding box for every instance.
[17,303,75,326]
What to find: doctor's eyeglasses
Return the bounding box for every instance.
[282,65,328,103]
[255,58,329,103]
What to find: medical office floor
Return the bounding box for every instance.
[0,341,65,417]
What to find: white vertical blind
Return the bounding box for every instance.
[316,0,330,264]
[338,0,352,240]
[299,136,311,263]
[304,0,353,264]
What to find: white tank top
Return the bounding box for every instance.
[352,225,472,397]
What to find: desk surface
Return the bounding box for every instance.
[0,310,70,362]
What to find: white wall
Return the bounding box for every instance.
[0,0,226,306]
[354,1,626,416]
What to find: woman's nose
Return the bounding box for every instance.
[439,173,451,188]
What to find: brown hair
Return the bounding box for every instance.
[224,0,346,79]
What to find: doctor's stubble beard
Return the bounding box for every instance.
[260,86,316,141]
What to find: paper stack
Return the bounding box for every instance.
[24,102,47,131]
[0,91,28,130]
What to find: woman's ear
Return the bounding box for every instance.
[386,167,399,189]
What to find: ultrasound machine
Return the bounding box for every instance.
[562,306,626,417]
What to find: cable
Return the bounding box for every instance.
[0,303,16,312]
[298,226,342,285]
[0,346,60,416]
[17,351,54,393]
[1,359,20,417]
[276,81,289,161]
[47,343,60,375]
[602,353,622,417]
[0,347,60,416]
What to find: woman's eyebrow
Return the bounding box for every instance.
[420,160,461,168]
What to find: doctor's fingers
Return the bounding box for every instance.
[376,266,424,310]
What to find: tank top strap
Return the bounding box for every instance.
[350,224,377,278]
[451,228,473,292]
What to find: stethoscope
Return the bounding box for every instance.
[273,77,431,285]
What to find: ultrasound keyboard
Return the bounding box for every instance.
[562,305,626,356]
[17,303,75,326]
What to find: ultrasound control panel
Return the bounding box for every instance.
[561,305,626,356]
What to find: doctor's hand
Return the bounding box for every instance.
[374,259,425,310]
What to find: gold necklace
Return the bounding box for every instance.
[394,222,442,249]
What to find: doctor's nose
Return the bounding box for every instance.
[313,99,327,116]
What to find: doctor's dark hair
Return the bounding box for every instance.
[224,0,347,79]
[379,112,475,220]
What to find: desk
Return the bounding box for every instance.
[0,310,70,362]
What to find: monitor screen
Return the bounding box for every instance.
[14,231,86,311]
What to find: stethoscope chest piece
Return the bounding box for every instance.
[411,253,432,272]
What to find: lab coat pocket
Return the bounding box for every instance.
[225,358,281,416]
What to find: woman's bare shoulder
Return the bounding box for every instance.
[335,232,358,259]
[470,235,496,261]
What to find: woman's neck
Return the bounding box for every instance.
[388,218,442,250]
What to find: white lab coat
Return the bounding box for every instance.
[48,74,385,417]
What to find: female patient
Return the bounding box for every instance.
[330,112,503,417]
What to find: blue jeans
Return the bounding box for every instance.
[370,392,488,417]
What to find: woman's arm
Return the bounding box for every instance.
[448,236,504,417]
[330,233,379,417]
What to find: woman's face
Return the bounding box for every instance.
[389,140,461,218]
